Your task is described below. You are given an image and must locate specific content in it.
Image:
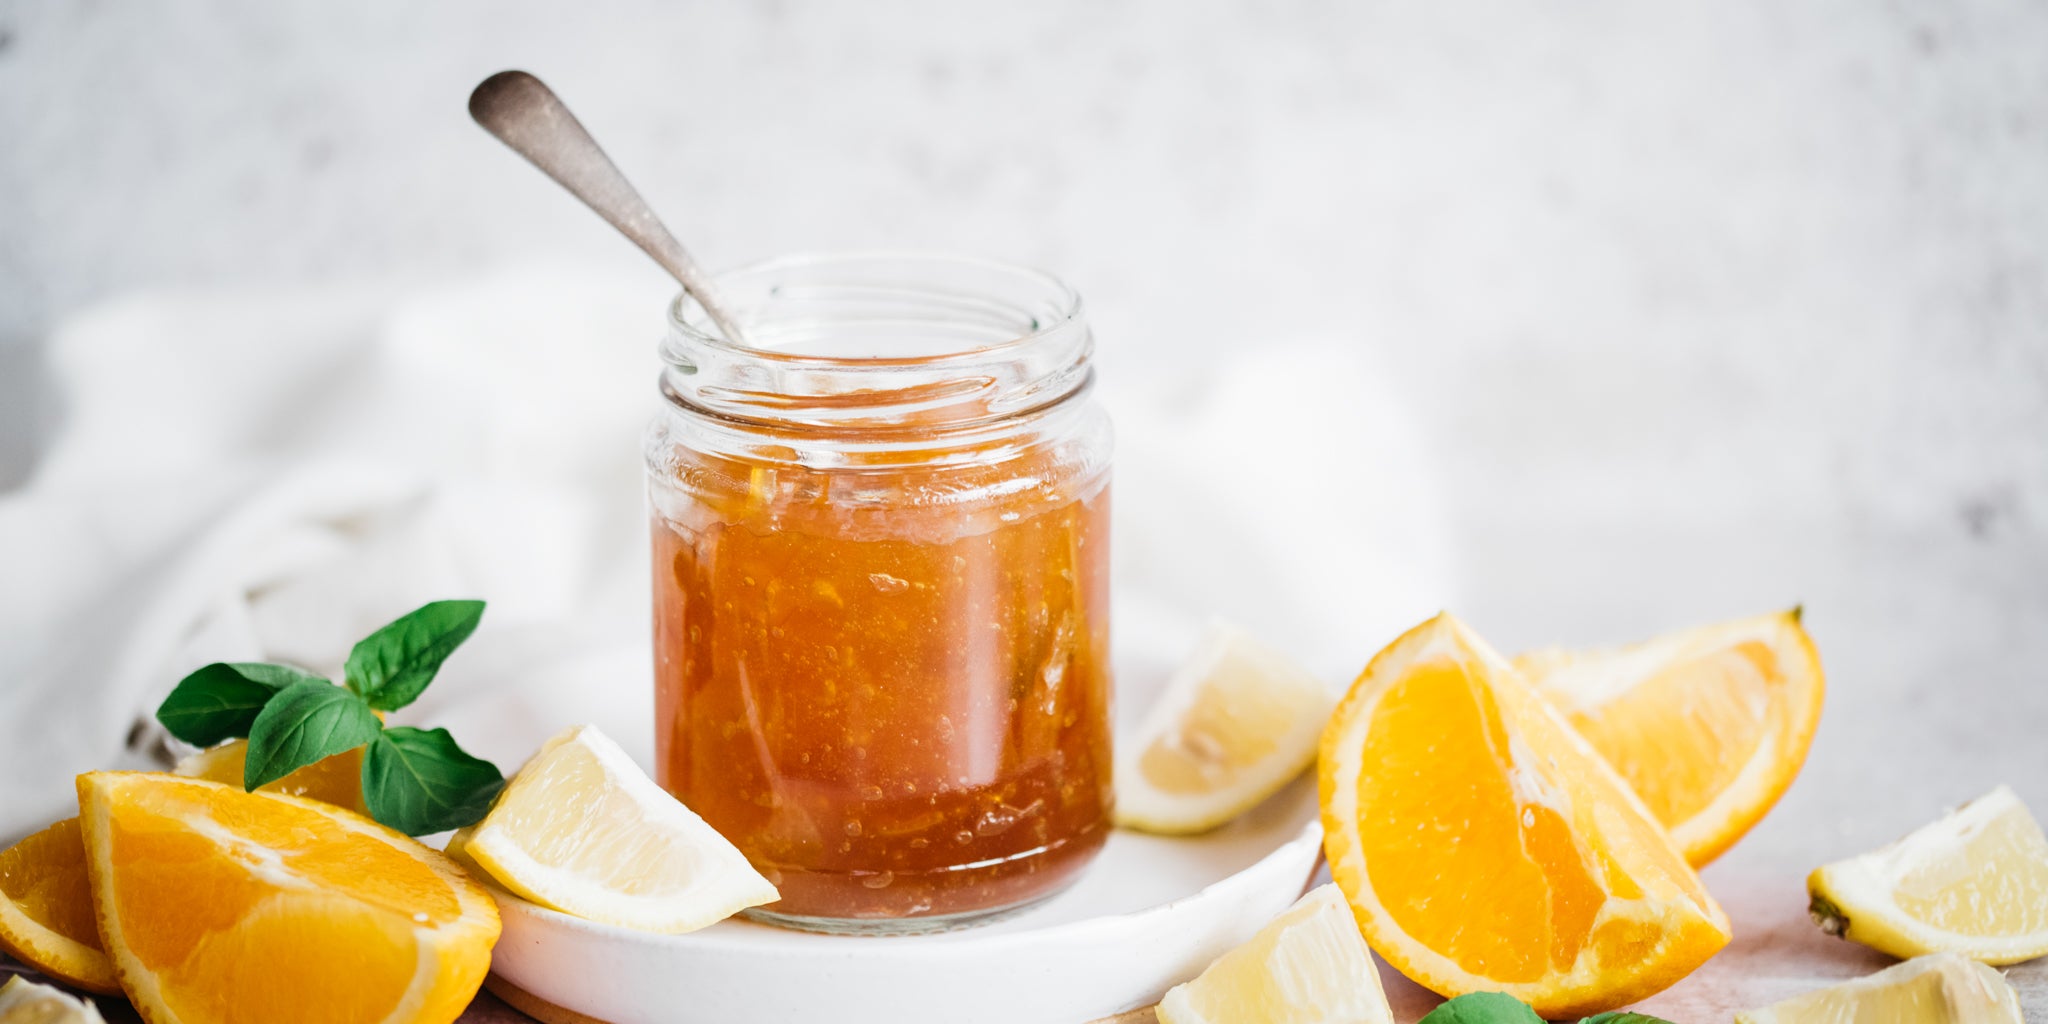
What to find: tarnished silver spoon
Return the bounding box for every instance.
[468,69,750,345]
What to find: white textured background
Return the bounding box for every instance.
[2,0,2046,1015]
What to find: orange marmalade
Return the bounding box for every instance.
[646,255,1113,933]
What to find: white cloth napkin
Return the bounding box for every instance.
[0,266,1454,838]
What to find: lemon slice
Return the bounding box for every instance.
[1808,785,2048,965]
[1157,883,1391,1024]
[1115,624,1334,835]
[1733,953,2023,1023]
[0,976,107,1024]
[458,724,778,933]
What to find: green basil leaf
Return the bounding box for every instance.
[1581,1015,1677,1024]
[156,662,325,747]
[361,727,504,835]
[1418,993,1545,1024]
[242,679,383,789]
[343,600,486,712]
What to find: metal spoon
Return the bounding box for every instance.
[468,69,750,345]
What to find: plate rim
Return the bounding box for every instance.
[489,816,1327,955]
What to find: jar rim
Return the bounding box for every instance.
[663,250,1085,368]
[657,250,1095,435]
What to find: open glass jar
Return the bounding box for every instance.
[645,253,1114,934]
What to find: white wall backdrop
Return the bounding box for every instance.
[2,0,2045,891]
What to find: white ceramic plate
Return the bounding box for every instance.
[485,776,1323,1024]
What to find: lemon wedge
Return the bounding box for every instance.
[1808,785,2048,965]
[1733,953,2022,1023]
[1157,883,1391,1024]
[0,976,107,1024]
[1115,624,1334,835]
[457,724,778,933]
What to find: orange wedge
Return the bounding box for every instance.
[0,746,372,999]
[76,772,499,1024]
[172,739,369,816]
[1319,614,1730,1018]
[1515,608,1823,866]
[0,818,119,993]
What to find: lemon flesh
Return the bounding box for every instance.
[1115,623,1334,835]
[460,724,778,933]
[1157,883,1392,1024]
[1734,953,2022,1023]
[0,976,107,1024]
[1809,785,2048,965]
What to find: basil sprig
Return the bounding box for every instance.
[155,599,504,835]
[344,599,486,711]
[1419,993,1675,1024]
[243,679,385,789]
[362,726,505,835]
[1418,993,1544,1024]
[155,662,322,746]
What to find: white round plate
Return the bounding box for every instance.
[485,777,1322,1024]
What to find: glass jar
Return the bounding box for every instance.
[645,253,1115,934]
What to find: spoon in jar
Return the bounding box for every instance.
[468,69,750,345]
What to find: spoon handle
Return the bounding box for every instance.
[469,70,750,344]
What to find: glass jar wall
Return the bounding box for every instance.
[645,253,1114,934]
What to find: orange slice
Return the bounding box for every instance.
[0,818,119,994]
[0,740,371,1001]
[172,739,369,816]
[1515,608,1823,866]
[1318,613,1730,1018]
[76,772,499,1024]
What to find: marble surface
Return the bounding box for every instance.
[3,0,2047,506]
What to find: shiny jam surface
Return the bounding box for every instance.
[652,439,1113,924]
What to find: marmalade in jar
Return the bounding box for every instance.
[647,253,1113,933]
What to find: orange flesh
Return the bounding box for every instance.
[106,780,465,927]
[1329,622,1727,1014]
[1351,647,1720,991]
[653,444,1113,922]
[160,898,418,1024]
[177,742,370,816]
[1559,641,1781,829]
[0,818,100,949]
[92,777,475,1022]
[1358,659,1611,981]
